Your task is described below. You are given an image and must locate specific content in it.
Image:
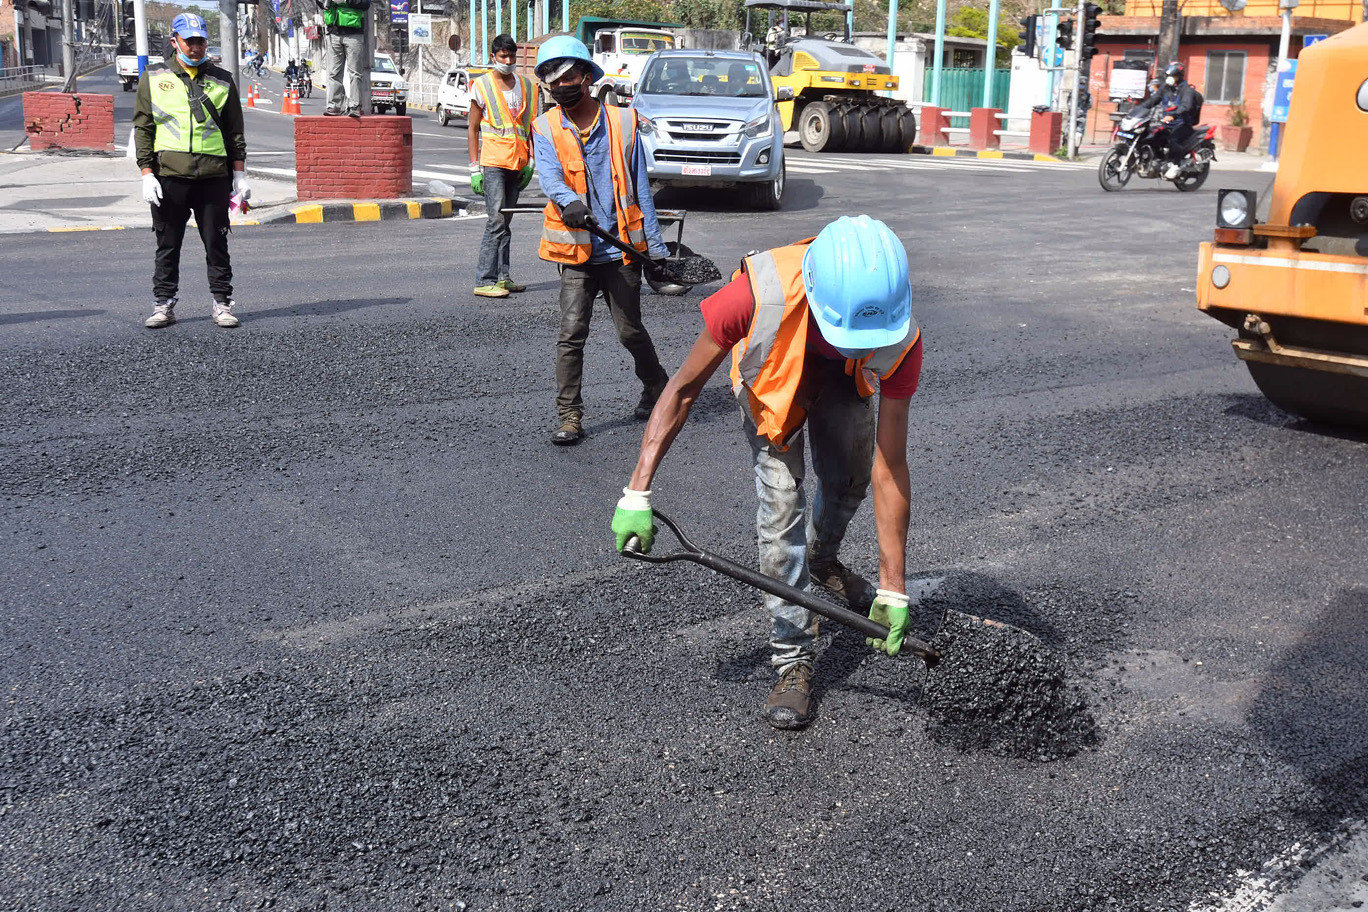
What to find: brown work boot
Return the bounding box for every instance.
[551,412,583,446]
[763,663,815,730]
[809,555,877,613]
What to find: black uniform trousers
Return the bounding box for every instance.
[152,175,233,303]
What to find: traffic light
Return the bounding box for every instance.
[1080,3,1103,62]
[1056,17,1074,51]
[121,0,135,34]
[1018,14,1038,59]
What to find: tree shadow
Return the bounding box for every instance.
[0,308,105,326]
[1248,587,1368,825]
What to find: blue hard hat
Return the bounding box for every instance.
[802,215,913,352]
[534,35,603,83]
[171,12,210,40]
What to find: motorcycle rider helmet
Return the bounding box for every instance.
[1164,61,1185,86]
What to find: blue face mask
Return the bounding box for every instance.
[178,51,205,66]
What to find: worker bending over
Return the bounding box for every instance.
[613,216,923,730]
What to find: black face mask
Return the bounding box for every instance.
[551,83,585,108]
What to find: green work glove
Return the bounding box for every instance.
[866,589,911,656]
[518,162,534,192]
[612,487,654,554]
[468,162,484,197]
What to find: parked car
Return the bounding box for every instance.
[206,46,223,65]
[435,66,489,126]
[370,53,409,115]
[628,50,787,210]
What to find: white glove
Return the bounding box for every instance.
[233,171,251,201]
[141,172,162,205]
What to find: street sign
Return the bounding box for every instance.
[408,12,431,45]
[1302,34,1327,47]
[1271,59,1297,123]
[390,0,408,25]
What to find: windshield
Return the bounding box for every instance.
[621,32,673,54]
[373,56,398,73]
[641,57,768,98]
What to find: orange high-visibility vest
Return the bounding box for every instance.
[473,72,534,170]
[730,240,921,449]
[531,104,647,265]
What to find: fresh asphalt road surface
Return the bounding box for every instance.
[1,150,1365,912]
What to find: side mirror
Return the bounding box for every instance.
[400,68,406,76]
[776,86,795,101]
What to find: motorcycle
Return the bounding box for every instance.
[1097,105,1216,192]
[285,73,312,98]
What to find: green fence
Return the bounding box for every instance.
[923,68,1012,129]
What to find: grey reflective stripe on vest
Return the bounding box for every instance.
[150,103,182,138]
[736,250,788,386]
[543,226,591,246]
[863,320,920,377]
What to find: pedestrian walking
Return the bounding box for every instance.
[322,0,371,117]
[612,216,924,731]
[531,36,672,447]
[468,34,536,299]
[133,12,249,329]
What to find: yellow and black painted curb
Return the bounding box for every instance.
[251,196,462,225]
[909,145,1064,164]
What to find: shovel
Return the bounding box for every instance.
[582,221,723,288]
[623,510,941,667]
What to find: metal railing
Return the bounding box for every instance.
[0,65,53,94]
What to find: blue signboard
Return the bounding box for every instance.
[390,0,409,24]
[1270,60,1297,123]
[1302,34,1327,47]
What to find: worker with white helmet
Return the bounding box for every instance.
[531,36,672,447]
[613,215,924,730]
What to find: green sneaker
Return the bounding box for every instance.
[473,284,510,298]
[496,277,526,293]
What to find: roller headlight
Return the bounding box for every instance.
[1211,265,1231,289]
[1216,189,1256,229]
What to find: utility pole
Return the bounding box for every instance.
[133,0,148,72]
[61,0,77,89]
[982,0,999,107]
[930,0,945,106]
[219,0,239,82]
[1156,0,1179,70]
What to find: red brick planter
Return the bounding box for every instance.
[294,116,413,200]
[23,92,115,152]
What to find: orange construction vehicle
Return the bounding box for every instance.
[1196,23,1368,427]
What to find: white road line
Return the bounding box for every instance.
[413,168,468,181]
[249,165,297,178]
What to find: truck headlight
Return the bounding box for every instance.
[637,117,655,136]
[743,116,772,138]
[1216,189,1256,229]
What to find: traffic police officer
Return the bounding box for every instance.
[133,12,249,329]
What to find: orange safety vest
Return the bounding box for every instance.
[472,71,534,170]
[730,240,921,450]
[531,104,647,265]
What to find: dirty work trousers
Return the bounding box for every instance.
[476,166,521,286]
[555,258,669,420]
[151,175,233,304]
[743,359,876,674]
[325,28,364,112]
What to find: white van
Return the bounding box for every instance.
[436,67,489,126]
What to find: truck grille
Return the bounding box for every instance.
[655,150,743,165]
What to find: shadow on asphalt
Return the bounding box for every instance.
[242,296,413,321]
[654,177,824,214]
[1249,587,1368,823]
[1222,393,1368,443]
[0,308,106,326]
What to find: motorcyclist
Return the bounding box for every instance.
[1141,62,1199,179]
[284,59,301,81]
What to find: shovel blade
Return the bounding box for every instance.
[656,254,723,287]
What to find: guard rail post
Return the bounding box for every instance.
[920,106,950,146]
[969,107,1000,150]
[1030,109,1062,155]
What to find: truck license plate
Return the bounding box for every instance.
[681,165,712,176]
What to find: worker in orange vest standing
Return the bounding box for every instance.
[612,216,924,731]
[531,36,671,447]
[468,34,536,298]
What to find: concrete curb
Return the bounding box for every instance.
[246,196,463,225]
[908,145,1066,164]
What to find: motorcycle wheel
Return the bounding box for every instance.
[1097,149,1133,192]
[1174,161,1210,192]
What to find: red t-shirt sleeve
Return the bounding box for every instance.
[699,273,754,351]
[878,335,923,399]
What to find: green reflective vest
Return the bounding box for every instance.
[323,2,367,29]
[147,63,231,158]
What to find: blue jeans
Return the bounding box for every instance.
[743,359,875,673]
[476,166,521,285]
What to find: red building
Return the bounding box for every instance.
[1084,12,1358,149]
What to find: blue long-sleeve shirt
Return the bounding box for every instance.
[534,105,668,264]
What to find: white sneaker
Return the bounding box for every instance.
[1163,163,1182,180]
[145,298,177,328]
[212,300,240,328]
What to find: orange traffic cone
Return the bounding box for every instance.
[245,84,257,108]
[282,89,300,116]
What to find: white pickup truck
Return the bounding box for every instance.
[435,66,489,126]
[116,53,165,91]
[580,21,677,105]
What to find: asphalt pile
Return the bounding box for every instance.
[659,255,723,287]
[921,609,1099,761]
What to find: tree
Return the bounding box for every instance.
[945,3,1022,64]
